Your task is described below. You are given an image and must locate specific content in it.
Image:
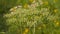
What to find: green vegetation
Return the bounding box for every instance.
[0,0,60,34]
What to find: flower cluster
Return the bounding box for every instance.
[4,0,60,34]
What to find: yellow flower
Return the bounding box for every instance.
[23,32,26,34]
[29,0,34,3]
[44,1,48,5]
[54,9,58,13]
[54,20,60,26]
[56,22,59,26]
[23,3,28,8]
[54,0,58,3]
[23,28,29,34]
[25,28,29,32]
